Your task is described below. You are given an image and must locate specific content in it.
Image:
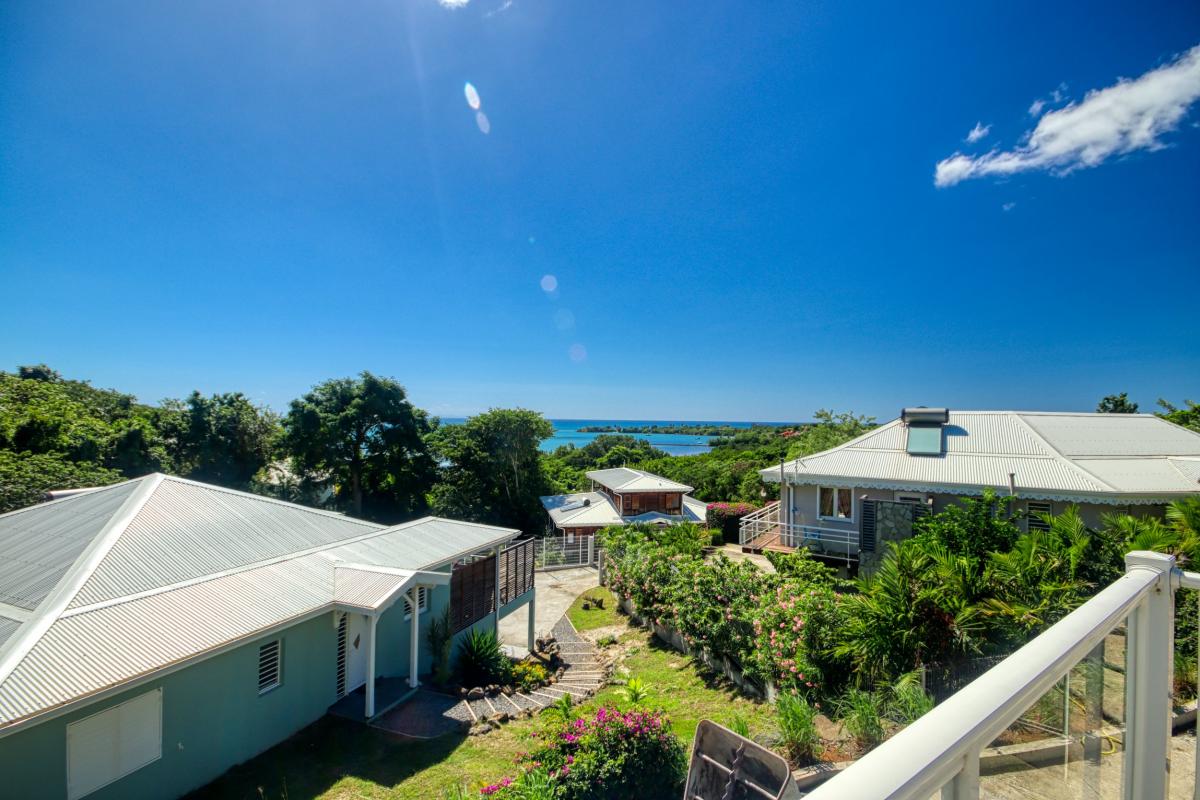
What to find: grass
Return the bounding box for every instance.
[189,617,777,799]
[566,586,621,632]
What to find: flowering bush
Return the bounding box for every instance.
[705,501,760,542]
[479,706,686,800]
[746,581,847,693]
[665,556,767,668]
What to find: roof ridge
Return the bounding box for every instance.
[787,419,899,468]
[0,474,166,690]
[155,473,384,530]
[1008,414,1117,493]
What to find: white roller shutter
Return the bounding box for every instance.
[67,688,162,799]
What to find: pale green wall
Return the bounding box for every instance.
[0,612,338,800]
[0,569,534,800]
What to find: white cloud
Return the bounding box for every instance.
[1002,202,1016,212]
[438,0,469,7]
[485,0,514,17]
[1028,98,1046,117]
[965,122,991,143]
[936,44,1200,187]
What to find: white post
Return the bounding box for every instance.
[527,590,537,653]
[409,587,421,689]
[494,546,502,624]
[364,613,378,719]
[1122,551,1176,800]
[940,749,980,800]
[587,534,595,566]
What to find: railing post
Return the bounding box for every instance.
[940,749,979,800]
[1122,551,1177,800]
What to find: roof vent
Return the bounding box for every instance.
[902,407,949,456]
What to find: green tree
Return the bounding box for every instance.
[0,451,124,513]
[915,490,1022,563]
[1097,393,1139,413]
[281,373,436,521]
[1157,398,1200,433]
[158,392,278,491]
[429,409,553,531]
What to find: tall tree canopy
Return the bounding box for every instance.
[1097,393,1139,413]
[1158,399,1200,433]
[282,372,436,521]
[429,408,553,532]
[159,392,279,491]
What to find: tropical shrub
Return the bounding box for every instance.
[511,661,549,693]
[886,671,934,724]
[837,687,885,748]
[427,605,455,687]
[544,693,575,725]
[550,706,687,800]
[775,691,820,762]
[618,676,651,706]
[457,629,513,687]
[666,556,766,666]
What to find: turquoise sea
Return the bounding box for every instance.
[441,418,791,456]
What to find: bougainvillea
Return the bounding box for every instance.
[480,706,686,799]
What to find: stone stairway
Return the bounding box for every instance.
[452,615,608,730]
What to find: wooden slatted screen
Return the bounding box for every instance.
[450,555,496,634]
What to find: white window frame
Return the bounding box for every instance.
[66,688,162,800]
[258,639,282,695]
[817,486,855,522]
[403,586,429,620]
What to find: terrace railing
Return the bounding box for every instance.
[805,551,1191,800]
[738,503,858,557]
[534,534,601,571]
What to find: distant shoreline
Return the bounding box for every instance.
[576,422,802,436]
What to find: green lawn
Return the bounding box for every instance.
[565,586,622,631]
[190,612,780,799]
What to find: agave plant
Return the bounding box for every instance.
[619,676,651,706]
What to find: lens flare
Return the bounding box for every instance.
[475,111,491,134]
[540,274,557,292]
[568,344,587,363]
[464,82,481,111]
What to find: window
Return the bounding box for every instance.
[894,492,927,504]
[258,639,282,694]
[1027,501,1052,532]
[67,688,162,800]
[818,487,853,521]
[403,586,429,619]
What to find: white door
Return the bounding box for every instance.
[345,613,368,692]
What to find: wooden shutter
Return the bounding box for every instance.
[860,500,877,553]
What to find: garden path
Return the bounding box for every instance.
[498,567,599,654]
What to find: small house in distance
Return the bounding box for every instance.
[539,467,707,539]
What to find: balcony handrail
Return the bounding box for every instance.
[805,551,1179,800]
[740,501,779,524]
[738,515,858,549]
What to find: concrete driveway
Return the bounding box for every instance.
[499,567,599,653]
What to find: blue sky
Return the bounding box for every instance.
[1,1,1198,422]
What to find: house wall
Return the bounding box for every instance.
[786,483,1166,532]
[0,559,531,800]
[0,612,338,800]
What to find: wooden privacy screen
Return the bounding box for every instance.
[449,540,536,634]
[498,538,535,605]
[450,555,496,634]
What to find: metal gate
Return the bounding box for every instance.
[534,535,601,571]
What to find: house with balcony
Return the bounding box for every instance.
[740,409,1200,569]
[539,467,708,540]
[0,473,534,800]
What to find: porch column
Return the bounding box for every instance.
[408,587,421,689]
[364,613,378,719]
[493,545,502,625]
[527,590,537,652]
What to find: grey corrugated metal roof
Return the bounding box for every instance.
[539,492,624,527]
[333,567,415,610]
[0,619,20,650]
[69,477,382,608]
[763,411,1200,502]
[0,474,521,732]
[0,480,142,610]
[1021,413,1200,457]
[586,467,693,493]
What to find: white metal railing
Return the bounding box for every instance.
[738,512,857,556]
[806,551,1189,800]
[534,535,600,571]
